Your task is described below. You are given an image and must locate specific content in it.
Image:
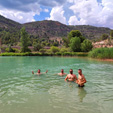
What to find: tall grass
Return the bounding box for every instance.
[88,47,113,59]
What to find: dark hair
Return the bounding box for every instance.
[78,69,82,72]
[70,69,73,74]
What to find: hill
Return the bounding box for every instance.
[0,15,21,32]
[23,20,72,38]
[0,15,112,40]
[23,21,111,39]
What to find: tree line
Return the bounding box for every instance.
[1,26,113,53]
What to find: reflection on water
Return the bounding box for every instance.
[0,56,113,113]
[78,87,87,102]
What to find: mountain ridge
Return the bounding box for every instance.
[0,15,111,40]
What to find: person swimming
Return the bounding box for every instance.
[32,69,48,75]
[76,69,86,87]
[57,69,67,76]
[65,69,77,82]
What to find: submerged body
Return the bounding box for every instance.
[58,69,67,76]
[32,69,48,75]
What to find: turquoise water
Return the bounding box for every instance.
[0,56,113,113]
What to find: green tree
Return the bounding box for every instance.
[33,43,42,51]
[62,37,69,47]
[20,27,30,52]
[81,39,93,52]
[68,30,85,42]
[69,37,81,52]
[101,34,109,40]
[110,30,113,39]
[52,41,59,46]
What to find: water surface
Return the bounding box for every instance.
[0,56,113,113]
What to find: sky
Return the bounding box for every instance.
[0,0,113,29]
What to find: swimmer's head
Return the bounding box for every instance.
[70,69,73,74]
[38,69,40,73]
[61,69,64,73]
[78,69,82,75]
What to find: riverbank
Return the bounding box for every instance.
[0,52,88,57]
[1,50,113,62]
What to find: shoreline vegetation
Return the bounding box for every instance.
[0,52,88,57]
[89,47,113,59]
[1,48,113,62]
[1,28,113,61]
[1,47,113,62]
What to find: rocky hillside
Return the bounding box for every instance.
[23,20,72,38]
[0,15,21,32]
[0,15,112,39]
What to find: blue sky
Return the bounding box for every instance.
[0,0,113,29]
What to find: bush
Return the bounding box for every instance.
[88,47,113,59]
[20,48,31,53]
[13,48,20,53]
[33,43,42,51]
[5,47,15,52]
[39,49,47,53]
[101,34,109,40]
[55,52,62,56]
[50,46,60,54]
[60,48,68,53]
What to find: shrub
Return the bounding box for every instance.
[88,47,113,59]
[50,46,60,54]
[5,47,15,52]
[55,52,62,56]
[60,48,68,53]
[39,49,47,53]
[33,43,42,51]
[20,48,31,53]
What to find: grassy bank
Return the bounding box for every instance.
[0,52,88,57]
[88,47,113,59]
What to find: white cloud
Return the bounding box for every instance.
[68,0,113,28]
[0,0,113,28]
[67,0,74,3]
[47,6,66,24]
[0,9,36,23]
[68,16,86,25]
[0,2,41,23]
[43,9,49,13]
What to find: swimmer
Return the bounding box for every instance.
[57,69,67,76]
[32,69,48,75]
[76,69,86,87]
[65,69,77,82]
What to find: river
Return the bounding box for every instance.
[0,56,113,113]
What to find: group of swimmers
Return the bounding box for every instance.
[32,69,86,87]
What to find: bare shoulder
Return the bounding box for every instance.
[82,74,85,78]
[73,74,77,77]
[66,74,70,77]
